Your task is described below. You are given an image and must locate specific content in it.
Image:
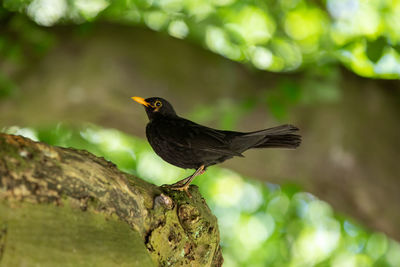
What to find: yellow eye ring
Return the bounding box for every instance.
[154,100,162,108]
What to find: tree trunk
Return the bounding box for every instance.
[0,133,223,266]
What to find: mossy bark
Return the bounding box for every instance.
[0,133,223,266]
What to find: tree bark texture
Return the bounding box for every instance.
[0,133,223,266]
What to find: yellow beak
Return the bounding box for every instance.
[131,96,151,107]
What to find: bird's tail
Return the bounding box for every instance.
[248,124,301,149]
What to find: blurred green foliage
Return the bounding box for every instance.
[1,0,400,80]
[1,0,395,122]
[3,124,400,267]
[1,1,400,265]
[188,97,257,130]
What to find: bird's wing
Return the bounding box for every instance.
[155,117,243,157]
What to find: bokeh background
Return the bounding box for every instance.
[1,0,400,266]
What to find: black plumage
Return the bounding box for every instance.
[132,96,301,196]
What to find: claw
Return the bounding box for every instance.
[175,185,192,198]
[163,183,192,198]
[162,165,205,198]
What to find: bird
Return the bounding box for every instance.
[132,96,301,197]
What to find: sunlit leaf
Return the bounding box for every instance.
[366,36,387,63]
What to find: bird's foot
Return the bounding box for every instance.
[161,165,205,198]
[162,183,192,198]
[171,184,192,198]
[167,178,190,187]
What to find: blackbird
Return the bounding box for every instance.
[132,96,301,196]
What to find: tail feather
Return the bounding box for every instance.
[230,124,301,152]
[246,124,299,136]
[253,134,301,149]
[248,124,301,149]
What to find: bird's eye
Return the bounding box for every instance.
[155,101,162,107]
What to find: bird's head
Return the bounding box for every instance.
[131,96,177,120]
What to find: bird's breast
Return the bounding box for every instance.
[146,122,201,169]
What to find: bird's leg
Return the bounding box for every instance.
[166,165,205,197]
[169,166,205,187]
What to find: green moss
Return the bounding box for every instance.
[0,201,155,267]
[144,186,221,266]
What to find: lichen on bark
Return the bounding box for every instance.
[0,133,223,266]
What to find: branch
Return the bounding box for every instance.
[0,133,223,266]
